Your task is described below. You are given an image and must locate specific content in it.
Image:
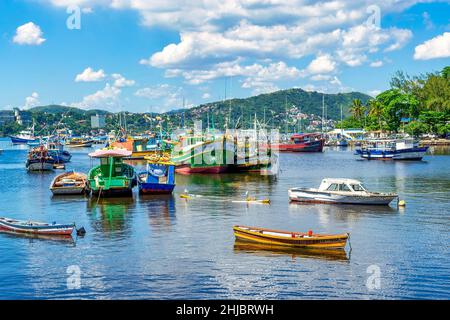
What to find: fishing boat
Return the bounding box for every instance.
[65,137,94,148]
[233,225,349,249]
[0,217,75,236]
[111,136,171,159]
[172,134,234,174]
[10,129,38,144]
[47,141,72,163]
[50,171,90,195]
[88,148,137,196]
[355,139,429,160]
[26,145,56,171]
[288,178,398,205]
[272,133,324,152]
[138,154,175,194]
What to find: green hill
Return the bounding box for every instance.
[5,88,371,135]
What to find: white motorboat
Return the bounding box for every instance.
[289,178,398,205]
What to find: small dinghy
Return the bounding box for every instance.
[289,178,398,205]
[0,217,76,236]
[233,225,349,249]
[50,171,90,195]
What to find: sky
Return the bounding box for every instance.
[0,0,449,113]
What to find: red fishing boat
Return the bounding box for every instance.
[273,133,324,152]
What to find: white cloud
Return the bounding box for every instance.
[414,32,450,60]
[304,54,336,75]
[370,60,384,67]
[75,67,106,82]
[43,0,421,100]
[73,83,121,110]
[202,93,211,99]
[111,73,135,87]
[13,22,46,45]
[24,92,40,109]
[368,90,382,97]
[135,84,184,112]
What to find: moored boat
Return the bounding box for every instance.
[65,137,94,148]
[138,154,175,194]
[0,217,75,236]
[88,148,137,196]
[10,129,38,144]
[26,145,56,171]
[272,133,324,152]
[233,225,349,249]
[289,178,398,205]
[47,141,72,163]
[355,139,429,160]
[50,171,90,195]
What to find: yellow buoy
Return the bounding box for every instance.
[398,200,406,207]
[180,194,191,199]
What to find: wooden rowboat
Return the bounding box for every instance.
[233,225,349,249]
[0,217,75,236]
[50,171,90,195]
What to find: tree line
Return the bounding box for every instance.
[339,66,450,137]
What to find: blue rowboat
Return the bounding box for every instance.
[138,157,175,194]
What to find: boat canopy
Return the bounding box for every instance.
[318,178,366,192]
[88,148,132,158]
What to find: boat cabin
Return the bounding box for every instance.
[318,178,367,193]
[96,157,134,178]
[290,133,323,144]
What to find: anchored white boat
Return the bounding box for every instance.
[289,178,398,205]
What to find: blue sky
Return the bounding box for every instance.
[1,0,449,113]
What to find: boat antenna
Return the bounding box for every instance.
[321,94,325,133]
[285,94,288,134]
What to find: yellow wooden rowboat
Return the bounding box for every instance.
[233,225,349,249]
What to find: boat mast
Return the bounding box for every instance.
[285,94,288,134]
[321,94,325,133]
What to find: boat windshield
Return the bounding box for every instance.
[326,183,339,191]
[351,184,366,191]
[338,184,351,191]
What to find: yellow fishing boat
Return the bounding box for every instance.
[233,225,349,249]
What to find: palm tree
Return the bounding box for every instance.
[349,99,365,120]
[368,99,384,130]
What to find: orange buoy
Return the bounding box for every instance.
[308,230,313,236]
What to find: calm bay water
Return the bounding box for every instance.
[0,137,449,299]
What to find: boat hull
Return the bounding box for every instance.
[51,187,88,195]
[175,164,229,174]
[356,147,428,160]
[65,142,93,148]
[138,182,175,194]
[10,136,37,144]
[233,226,349,249]
[26,160,55,171]
[0,218,74,236]
[91,187,134,197]
[273,140,324,152]
[288,189,397,205]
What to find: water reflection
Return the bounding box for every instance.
[86,197,136,235]
[233,241,349,262]
[140,194,176,231]
[0,230,75,246]
[288,202,398,225]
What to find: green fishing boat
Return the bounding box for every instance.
[88,148,137,196]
